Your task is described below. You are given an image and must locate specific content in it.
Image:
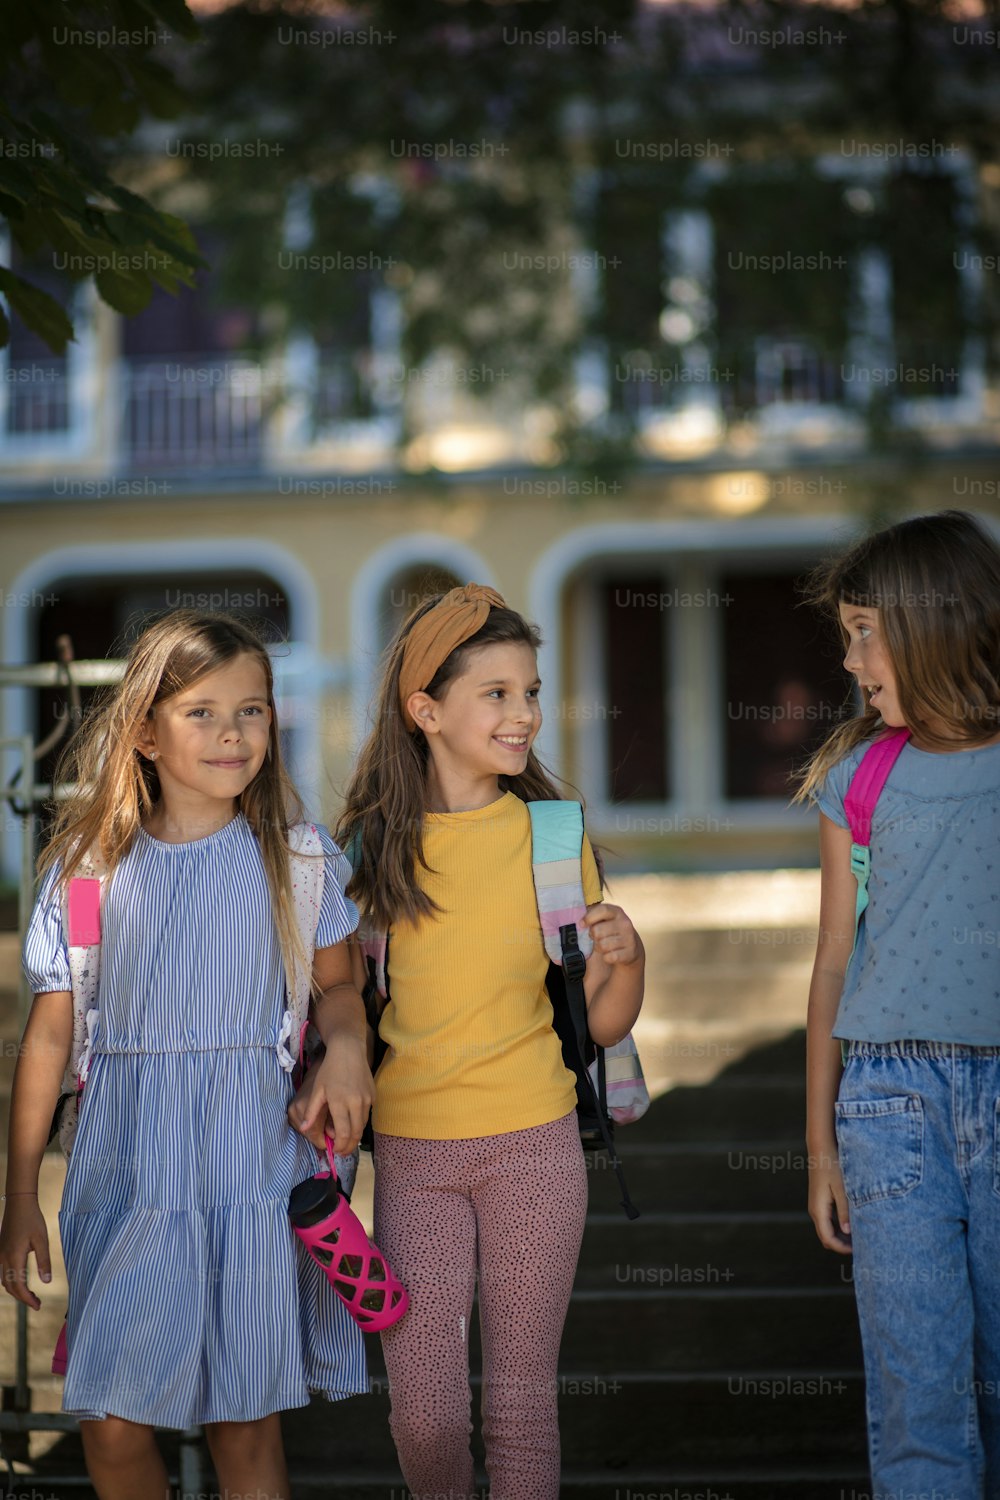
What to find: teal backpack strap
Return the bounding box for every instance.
[527,800,594,963]
[527,800,639,1220]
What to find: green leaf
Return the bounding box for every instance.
[94,264,154,315]
[0,267,74,353]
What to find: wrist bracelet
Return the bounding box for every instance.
[1,1192,39,1200]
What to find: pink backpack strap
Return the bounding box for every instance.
[843,728,910,969]
[843,728,911,846]
[58,843,108,1161]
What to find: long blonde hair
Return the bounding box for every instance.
[336,595,584,931]
[795,509,1000,802]
[39,609,320,999]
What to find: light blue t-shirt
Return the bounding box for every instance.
[814,738,1000,1044]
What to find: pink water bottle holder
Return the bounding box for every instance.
[289,1135,409,1334]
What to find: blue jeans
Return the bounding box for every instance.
[836,1041,1000,1499]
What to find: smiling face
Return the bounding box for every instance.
[838,601,904,728]
[136,651,273,811]
[408,641,543,785]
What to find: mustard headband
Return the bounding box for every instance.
[398,582,506,731]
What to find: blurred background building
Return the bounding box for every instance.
[4,0,1000,888]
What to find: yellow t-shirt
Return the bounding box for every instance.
[371,791,603,1139]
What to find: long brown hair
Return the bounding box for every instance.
[337,595,577,931]
[39,609,320,1000]
[795,509,1000,802]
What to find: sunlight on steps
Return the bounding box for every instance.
[617,868,821,1095]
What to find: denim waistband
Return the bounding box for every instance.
[845,1039,1000,1060]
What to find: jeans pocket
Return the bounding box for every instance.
[835,1094,924,1207]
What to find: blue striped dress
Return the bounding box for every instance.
[22,814,368,1427]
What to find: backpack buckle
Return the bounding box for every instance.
[559,923,587,981]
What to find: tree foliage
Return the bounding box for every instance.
[172,1,1000,423]
[0,0,205,351]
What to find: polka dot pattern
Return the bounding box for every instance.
[813,741,1000,1043]
[372,1111,588,1500]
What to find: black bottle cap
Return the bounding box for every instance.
[288,1172,341,1228]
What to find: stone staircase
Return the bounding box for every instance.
[0,871,872,1498]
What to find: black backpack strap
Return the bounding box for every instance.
[559,923,640,1221]
[360,933,390,1153]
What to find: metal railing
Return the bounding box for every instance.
[1,361,71,438]
[120,356,267,469]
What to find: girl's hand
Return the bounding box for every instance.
[287,1038,374,1157]
[808,1153,852,1254]
[0,1198,51,1309]
[582,903,641,966]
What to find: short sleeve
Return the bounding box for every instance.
[581,834,603,905]
[314,824,360,948]
[22,862,72,994]
[810,747,865,831]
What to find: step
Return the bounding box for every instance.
[355,1288,860,1380]
[718,1030,807,1081]
[278,1373,867,1469]
[641,1079,805,1142]
[4,1462,875,1500]
[287,1479,870,1500]
[584,1142,813,1215]
[286,1472,872,1500]
[643,964,812,1027]
[641,924,818,967]
[574,1212,848,1291]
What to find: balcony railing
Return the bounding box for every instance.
[613,337,845,425]
[121,357,266,469]
[1,359,72,438]
[0,337,983,474]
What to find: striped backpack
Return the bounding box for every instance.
[353,799,648,1219]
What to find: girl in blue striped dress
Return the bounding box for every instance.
[0,610,374,1500]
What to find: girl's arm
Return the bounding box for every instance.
[350,938,377,1070]
[0,990,73,1308]
[287,939,374,1155]
[580,902,645,1048]
[806,813,857,1254]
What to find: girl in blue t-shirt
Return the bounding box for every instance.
[797,510,1000,1497]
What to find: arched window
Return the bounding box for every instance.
[376,562,462,653]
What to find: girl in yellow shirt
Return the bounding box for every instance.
[327,582,643,1500]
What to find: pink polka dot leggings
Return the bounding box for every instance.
[373,1111,588,1500]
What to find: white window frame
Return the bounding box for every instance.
[0,242,101,462]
